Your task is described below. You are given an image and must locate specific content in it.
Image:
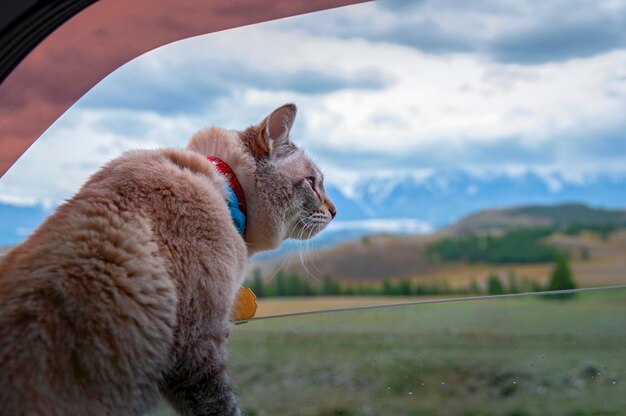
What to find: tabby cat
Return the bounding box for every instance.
[0,104,336,415]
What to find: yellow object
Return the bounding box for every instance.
[233,286,257,322]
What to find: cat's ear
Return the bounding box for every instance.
[257,104,297,159]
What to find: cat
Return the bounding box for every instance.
[0,103,336,416]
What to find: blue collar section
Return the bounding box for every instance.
[224,184,246,236]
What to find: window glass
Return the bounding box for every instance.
[1,1,624,318]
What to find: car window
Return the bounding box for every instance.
[1,1,625,414]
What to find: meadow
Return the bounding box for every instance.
[154,288,626,416]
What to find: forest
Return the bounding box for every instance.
[425,224,618,264]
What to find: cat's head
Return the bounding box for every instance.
[187,104,336,254]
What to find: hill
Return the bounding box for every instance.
[251,203,626,290]
[449,203,626,235]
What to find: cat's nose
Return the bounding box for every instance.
[323,196,336,219]
[327,202,337,219]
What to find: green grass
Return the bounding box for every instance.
[154,289,626,416]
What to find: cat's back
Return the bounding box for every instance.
[0,148,242,415]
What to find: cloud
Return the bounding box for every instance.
[277,0,626,64]
[367,19,472,54]
[1,1,625,207]
[79,67,228,115]
[313,121,626,179]
[0,109,176,207]
[301,48,626,155]
[79,52,392,115]
[274,2,475,54]
[272,68,392,94]
[327,218,433,234]
[491,14,626,64]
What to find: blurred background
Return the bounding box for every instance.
[2,0,624,308]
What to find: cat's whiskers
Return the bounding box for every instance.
[269,215,308,282]
[315,213,333,271]
[296,222,310,279]
[297,217,317,280]
[306,221,323,280]
[272,215,309,281]
[288,213,311,279]
[289,214,308,238]
[269,247,294,282]
[302,222,313,280]
[299,216,324,282]
[304,220,318,279]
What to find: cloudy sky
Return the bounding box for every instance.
[0,0,625,207]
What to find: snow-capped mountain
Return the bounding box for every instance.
[1,171,626,247]
[325,170,626,228]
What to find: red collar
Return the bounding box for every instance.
[207,156,247,235]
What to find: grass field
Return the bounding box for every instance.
[153,288,626,416]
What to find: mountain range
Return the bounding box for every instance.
[270,170,625,252]
[326,170,626,225]
[1,170,626,247]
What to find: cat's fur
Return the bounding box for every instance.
[0,104,336,416]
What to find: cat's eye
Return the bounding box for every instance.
[305,176,316,187]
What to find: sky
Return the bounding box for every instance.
[0,0,625,208]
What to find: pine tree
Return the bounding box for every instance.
[382,278,394,295]
[415,284,428,296]
[287,272,303,296]
[300,276,314,296]
[397,279,412,296]
[322,274,341,295]
[249,268,265,298]
[275,270,287,297]
[546,254,577,299]
[507,271,520,294]
[487,274,505,295]
[468,280,482,295]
